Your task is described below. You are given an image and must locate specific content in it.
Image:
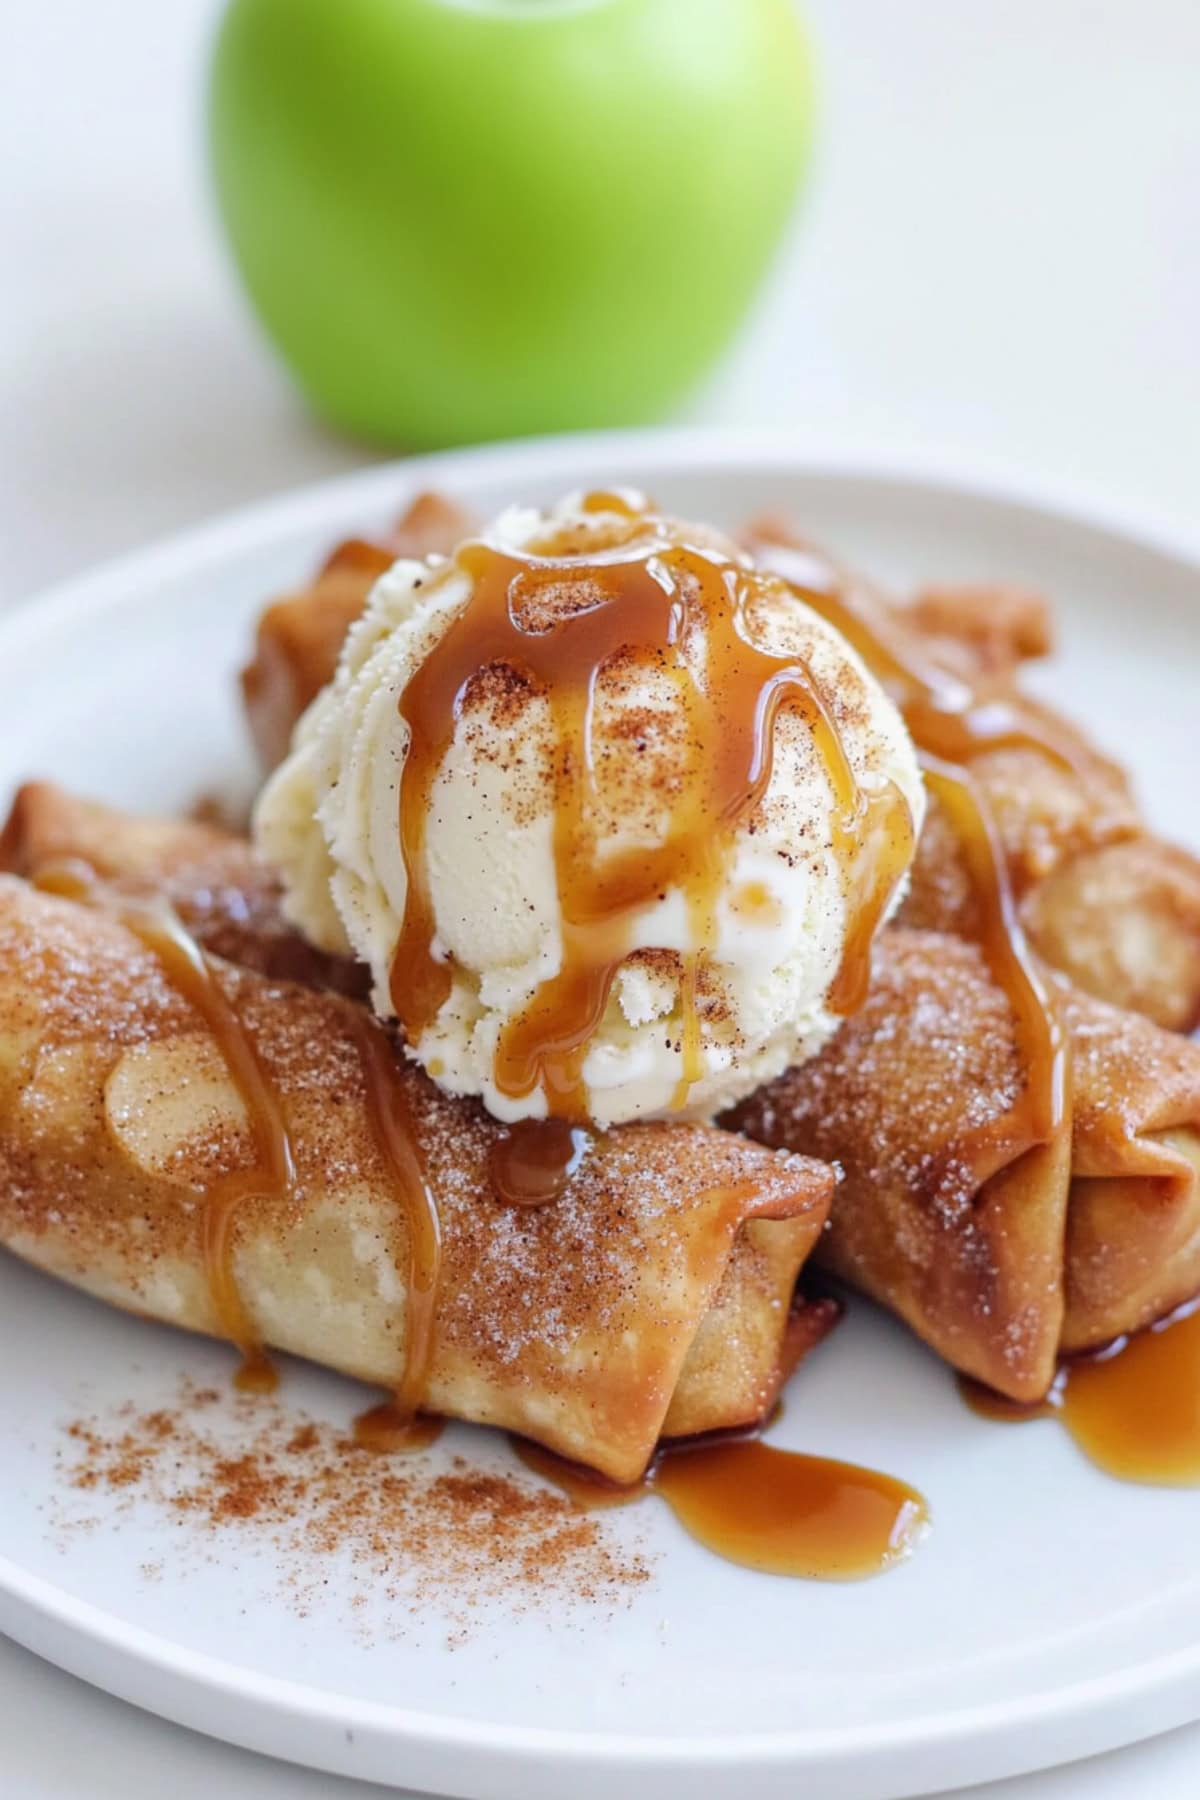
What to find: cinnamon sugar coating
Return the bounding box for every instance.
[1062,983,1200,1347]
[1023,839,1200,1035]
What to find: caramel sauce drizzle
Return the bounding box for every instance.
[756,537,1071,1142]
[353,1405,446,1456]
[389,498,914,1136]
[921,756,1068,1141]
[34,862,442,1437]
[513,1430,928,1581]
[347,1013,444,1449]
[507,1297,928,1580]
[959,1298,1200,1486]
[757,533,1200,1492]
[34,862,293,1392]
[488,1117,592,1207]
[579,487,650,520]
[754,541,1097,783]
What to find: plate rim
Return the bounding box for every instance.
[4,427,1199,645]
[3,428,1200,1794]
[5,1545,1200,1767]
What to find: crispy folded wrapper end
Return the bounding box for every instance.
[906,775,1200,1039]
[1022,839,1200,1036]
[895,734,1200,1037]
[905,583,1054,672]
[728,928,1072,1399]
[728,928,1200,1400]
[886,676,1200,1036]
[0,876,832,1482]
[901,714,1137,910]
[0,779,269,895]
[739,513,1055,685]
[1063,988,1200,1349]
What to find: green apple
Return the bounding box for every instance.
[208,0,815,448]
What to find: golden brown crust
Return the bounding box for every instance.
[901,745,1200,1034]
[739,514,1052,686]
[740,511,1200,1031]
[1022,838,1200,1035]
[904,583,1054,674]
[728,927,1200,1399]
[0,875,832,1482]
[899,708,1137,933]
[726,928,1071,1398]
[1061,985,1200,1348]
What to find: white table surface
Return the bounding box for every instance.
[2,2,1198,1794]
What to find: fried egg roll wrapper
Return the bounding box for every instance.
[242,493,477,769]
[0,877,832,1483]
[728,928,1072,1399]
[902,582,1054,676]
[897,733,1200,1033]
[0,781,367,1000]
[726,928,1200,1400]
[880,641,1200,1033]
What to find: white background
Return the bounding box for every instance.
[2,1,1199,1794]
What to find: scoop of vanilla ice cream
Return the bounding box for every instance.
[255,496,925,1127]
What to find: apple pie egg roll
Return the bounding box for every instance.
[0,873,832,1482]
[243,481,1192,1040]
[727,927,1200,1401]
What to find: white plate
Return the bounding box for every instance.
[2,433,1199,1800]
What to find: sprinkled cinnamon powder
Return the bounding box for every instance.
[54,1380,652,1640]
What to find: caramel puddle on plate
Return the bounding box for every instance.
[512,1434,928,1581]
[959,1297,1200,1485]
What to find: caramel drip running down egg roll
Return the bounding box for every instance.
[743,515,1200,1034]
